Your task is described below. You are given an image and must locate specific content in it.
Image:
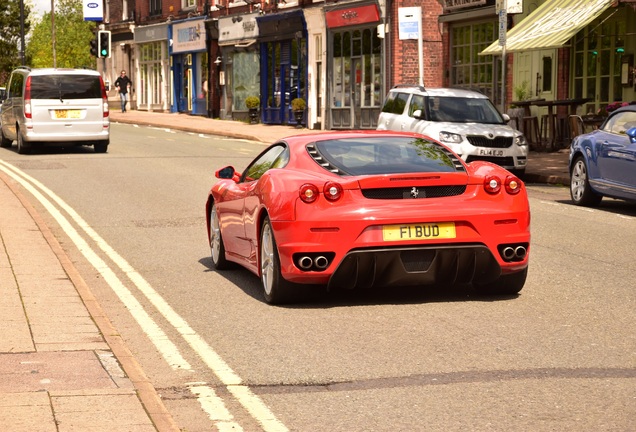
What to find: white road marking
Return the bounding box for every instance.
[0,162,192,372]
[0,160,288,432]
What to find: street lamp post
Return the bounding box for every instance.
[19,0,26,65]
[51,0,57,67]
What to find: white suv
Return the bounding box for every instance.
[1,67,110,154]
[377,85,527,175]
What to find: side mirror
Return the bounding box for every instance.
[412,109,424,119]
[627,127,636,144]
[216,166,236,180]
[502,113,511,123]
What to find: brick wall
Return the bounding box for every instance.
[390,0,443,88]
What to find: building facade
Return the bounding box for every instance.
[99,0,636,130]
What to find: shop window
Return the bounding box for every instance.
[232,51,259,111]
[572,15,625,113]
[450,21,497,101]
[331,27,382,109]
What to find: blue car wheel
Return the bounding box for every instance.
[570,156,602,207]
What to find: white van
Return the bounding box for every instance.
[0,67,110,154]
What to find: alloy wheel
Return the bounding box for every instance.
[210,206,221,264]
[570,159,587,202]
[260,222,275,296]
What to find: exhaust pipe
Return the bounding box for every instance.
[502,247,516,261]
[298,256,313,270]
[314,256,329,270]
[514,246,527,259]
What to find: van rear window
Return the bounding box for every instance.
[30,75,102,99]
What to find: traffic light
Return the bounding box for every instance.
[90,34,99,57]
[98,30,111,58]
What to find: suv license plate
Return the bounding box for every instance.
[382,222,456,241]
[54,110,81,119]
[479,149,504,157]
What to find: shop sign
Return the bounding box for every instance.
[171,19,206,53]
[83,0,103,21]
[325,4,380,28]
[398,7,420,40]
[256,10,305,41]
[219,13,259,43]
[443,0,486,12]
[135,23,169,43]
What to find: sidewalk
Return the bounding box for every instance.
[0,171,179,432]
[0,110,570,432]
[109,110,572,185]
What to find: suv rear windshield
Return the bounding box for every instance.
[30,75,102,100]
[312,137,463,176]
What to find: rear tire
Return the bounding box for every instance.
[0,130,12,148]
[474,267,528,295]
[260,217,295,304]
[570,156,602,206]
[94,141,108,153]
[16,131,30,155]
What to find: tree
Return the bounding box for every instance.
[0,0,32,85]
[27,0,97,69]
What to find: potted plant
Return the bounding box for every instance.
[512,81,531,104]
[245,96,260,124]
[508,81,531,131]
[291,97,306,128]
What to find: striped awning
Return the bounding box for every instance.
[481,0,614,55]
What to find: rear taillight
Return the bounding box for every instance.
[99,76,109,118]
[24,76,32,119]
[299,184,319,203]
[299,182,344,203]
[484,175,523,195]
[323,182,343,201]
[484,175,501,194]
[504,175,522,195]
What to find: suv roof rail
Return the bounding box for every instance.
[15,66,31,71]
[392,84,426,92]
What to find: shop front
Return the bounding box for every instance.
[170,17,208,115]
[134,22,171,112]
[217,13,260,121]
[257,10,308,125]
[439,2,502,106]
[325,1,383,129]
[480,0,635,115]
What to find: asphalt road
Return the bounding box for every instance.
[1,123,635,431]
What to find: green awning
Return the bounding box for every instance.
[481,0,614,55]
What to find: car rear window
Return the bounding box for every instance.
[311,137,464,176]
[30,75,102,99]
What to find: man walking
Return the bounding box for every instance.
[114,70,132,112]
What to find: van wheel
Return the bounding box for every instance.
[94,141,108,153]
[0,130,11,148]
[16,131,30,155]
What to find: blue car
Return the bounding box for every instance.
[569,105,636,206]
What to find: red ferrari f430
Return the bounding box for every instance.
[206,131,530,304]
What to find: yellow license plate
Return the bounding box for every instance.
[382,222,456,241]
[54,110,81,119]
